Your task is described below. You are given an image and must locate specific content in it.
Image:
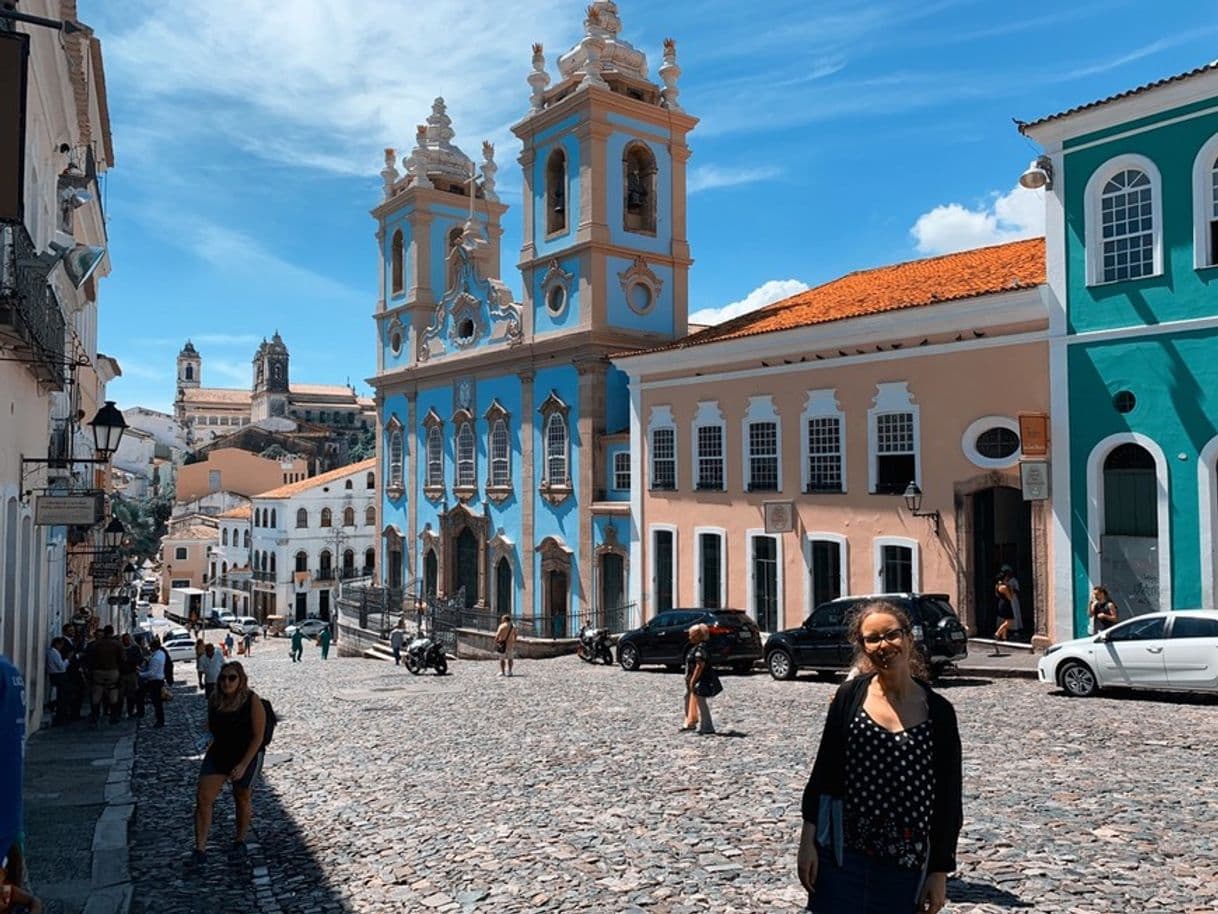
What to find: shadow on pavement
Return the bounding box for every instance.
[934,677,995,688]
[128,683,350,914]
[1046,687,1218,707]
[949,878,1033,908]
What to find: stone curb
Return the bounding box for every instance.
[949,665,1038,680]
[87,732,137,914]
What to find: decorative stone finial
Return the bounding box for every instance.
[528,42,551,111]
[659,37,682,111]
[577,35,608,90]
[584,1,621,39]
[403,141,433,189]
[481,141,498,203]
[425,97,456,148]
[380,147,400,198]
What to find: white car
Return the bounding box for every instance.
[1038,609,1218,697]
[285,618,329,639]
[161,635,198,664]
[230,616,261,636]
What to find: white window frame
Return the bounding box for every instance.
[800,388,846,494]
[804,532,849,617]
[174,546,188,561]
[1084,153,1163,286]
[692,400,726,492]
[387,420,403,489]
[1192,134,1218,270]
[742,395,782,493]
[611,450,631,492]
[544,412,569,486]
[872,535,920,593]
[867,382,920,494]
[693,526,727,610]
[649,524,678,616]
[961,415,1022,470]
[455,421,476,488]
[489,419,510,488]
[426,424,443,488]
[647,405,677,491]
[745,528,784,631]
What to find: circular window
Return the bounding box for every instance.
[976,427,1019,459]
[1113,390,1136,414]
[628,282,653,314]
[961,416,1021,469]
[457,318,475,341]
[389,330,402,355]
[546,284,566,315]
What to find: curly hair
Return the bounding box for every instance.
[846,600,929,681]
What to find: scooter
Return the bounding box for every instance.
[576,624,614,665]
[405,634,448,675]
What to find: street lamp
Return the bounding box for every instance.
[103,517,126,550]
[123,562,139,585]
[902,482,941,535]
[88,401,127,460]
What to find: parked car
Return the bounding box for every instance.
[616,609,763,674]
[229,616,261,636]
[161,633,198,664]
[205,609,236,629]
[1037,609,1218,697]
[764,593,969,681]
[286,617,329,639]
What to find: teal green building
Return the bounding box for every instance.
[1021,62,1218,640]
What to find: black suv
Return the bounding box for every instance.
[617,609,763,674]
[764,593,968,681]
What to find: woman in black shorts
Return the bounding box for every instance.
[191,661,266,867]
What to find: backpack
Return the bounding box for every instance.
[260,697,278,748]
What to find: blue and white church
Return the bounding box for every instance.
[369,2,696,631]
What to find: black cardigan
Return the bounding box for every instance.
[800,674,963,873]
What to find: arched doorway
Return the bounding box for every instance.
[548,570,569,637]
[495,557,512,617]
[972,486,1033,641]
[424,549,438,598]
[600,553,624,619]
[1101,443,1159,619]
[454,528,478,608]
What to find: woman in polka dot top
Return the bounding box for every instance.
[797,601,963,914]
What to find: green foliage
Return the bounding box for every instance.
[111,492,172,564]
[346,427,376,462]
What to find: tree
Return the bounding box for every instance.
[347,427,375,462]
[111,490,173,565]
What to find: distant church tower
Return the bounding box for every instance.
[174,340,201,422]
[250,332,290,421]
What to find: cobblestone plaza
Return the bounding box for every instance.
[119,649,1217,914]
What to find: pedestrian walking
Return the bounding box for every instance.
[797,600,962,914]
[1000,565,1024,639]
[289,627,304,663]
[190,661,266,868]
[1088,586,1119,634]
[137,637,169,728]
[201,644,224,699]
[84,625,123,725]
[223,632,234,658]
[317,627,331,660]
[194,639,207,690]
[494,614,517,677]
[390,623,405,666]
[242,630,254,657]
[992,572,1016,655]
[45,638,69,726]
[118,633,143,720]
[681,623,720,735]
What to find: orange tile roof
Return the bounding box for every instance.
[253,458,376,500]
[1019,61,1218,132]
[217,505,252,520]
[629,238,1045,357]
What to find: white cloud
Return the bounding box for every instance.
[690,279,810,326]
[909,184,1044,255]
[687,165,783,194]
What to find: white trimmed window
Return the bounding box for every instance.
[1192,135,1218,269]
[388,424,403,490]
[1085,154,1162,285]
[692,401,726,491]
[742,396,782,493]
[613,451,631,491]
[651,427,676,490]
[455,422,475,488]
[489,419,510,487]
[868,382,919,495]
[426,424,443,488]
[801,389,845,494]
[545,413,569,486]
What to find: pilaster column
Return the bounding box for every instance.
[576,359,603,616]
[520,369,535,617]
[405,391,418,582]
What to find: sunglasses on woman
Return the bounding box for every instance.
[859,628,908,646]
[219,673,240,683]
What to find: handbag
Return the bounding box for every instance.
[693,669,722,698]
[161,685,173,702]
[495,639,506,654]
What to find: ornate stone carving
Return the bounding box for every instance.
[380,147,400,198]
[617,256,663,315]
[540,259,574,319]
[480,141,498,203]
[527,43,551,112]
[659,38,682,111]
[558,1,648,84]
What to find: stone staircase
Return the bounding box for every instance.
[362,640,396,662]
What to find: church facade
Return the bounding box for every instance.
[370,1,693,630]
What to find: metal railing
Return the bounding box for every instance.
[315,568,335,581]
[213,576,252,593]
[252,570,277,583]
[0,224,67,389]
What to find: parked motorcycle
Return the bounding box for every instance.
[576,624,614,665]
[405,635,448,675]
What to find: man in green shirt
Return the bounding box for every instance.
[290,627,304,663]
[318,627,332,660]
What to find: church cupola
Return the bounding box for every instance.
[177,340,201,388]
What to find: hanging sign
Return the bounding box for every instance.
[1019,413,1049,457]
[1020,460,1050,501]
[35,493,104,526]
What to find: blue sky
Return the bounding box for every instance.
[82,0,1217,414]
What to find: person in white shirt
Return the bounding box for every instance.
[201,644,224,699]
[46,638,69,725]
[390,624,405,666]
[138,638,168,727]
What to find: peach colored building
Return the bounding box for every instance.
[160,517,219,599]
[176,447,309,503]
[614,239,1056,645]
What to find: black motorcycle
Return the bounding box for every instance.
[405,635,448,675]
[576,624,614,665]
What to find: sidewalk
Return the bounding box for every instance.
[951,639,1040,679]
[22,718,136,914]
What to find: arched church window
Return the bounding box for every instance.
[222,528,229,546]
[545,413,569,486]
[184,364,194,381]
[490,419,510,487]
[365,506,376,526]
[456,422,476,488]
[427,424,444,488]
[546,148,567,235]
[388,427,403,489]
[320,508,332,528]
[296,508,308,528]
[343,506,355,527]
[623,142,657,234]
[390,229,404,295]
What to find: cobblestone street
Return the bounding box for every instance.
[125,646,1218,914]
